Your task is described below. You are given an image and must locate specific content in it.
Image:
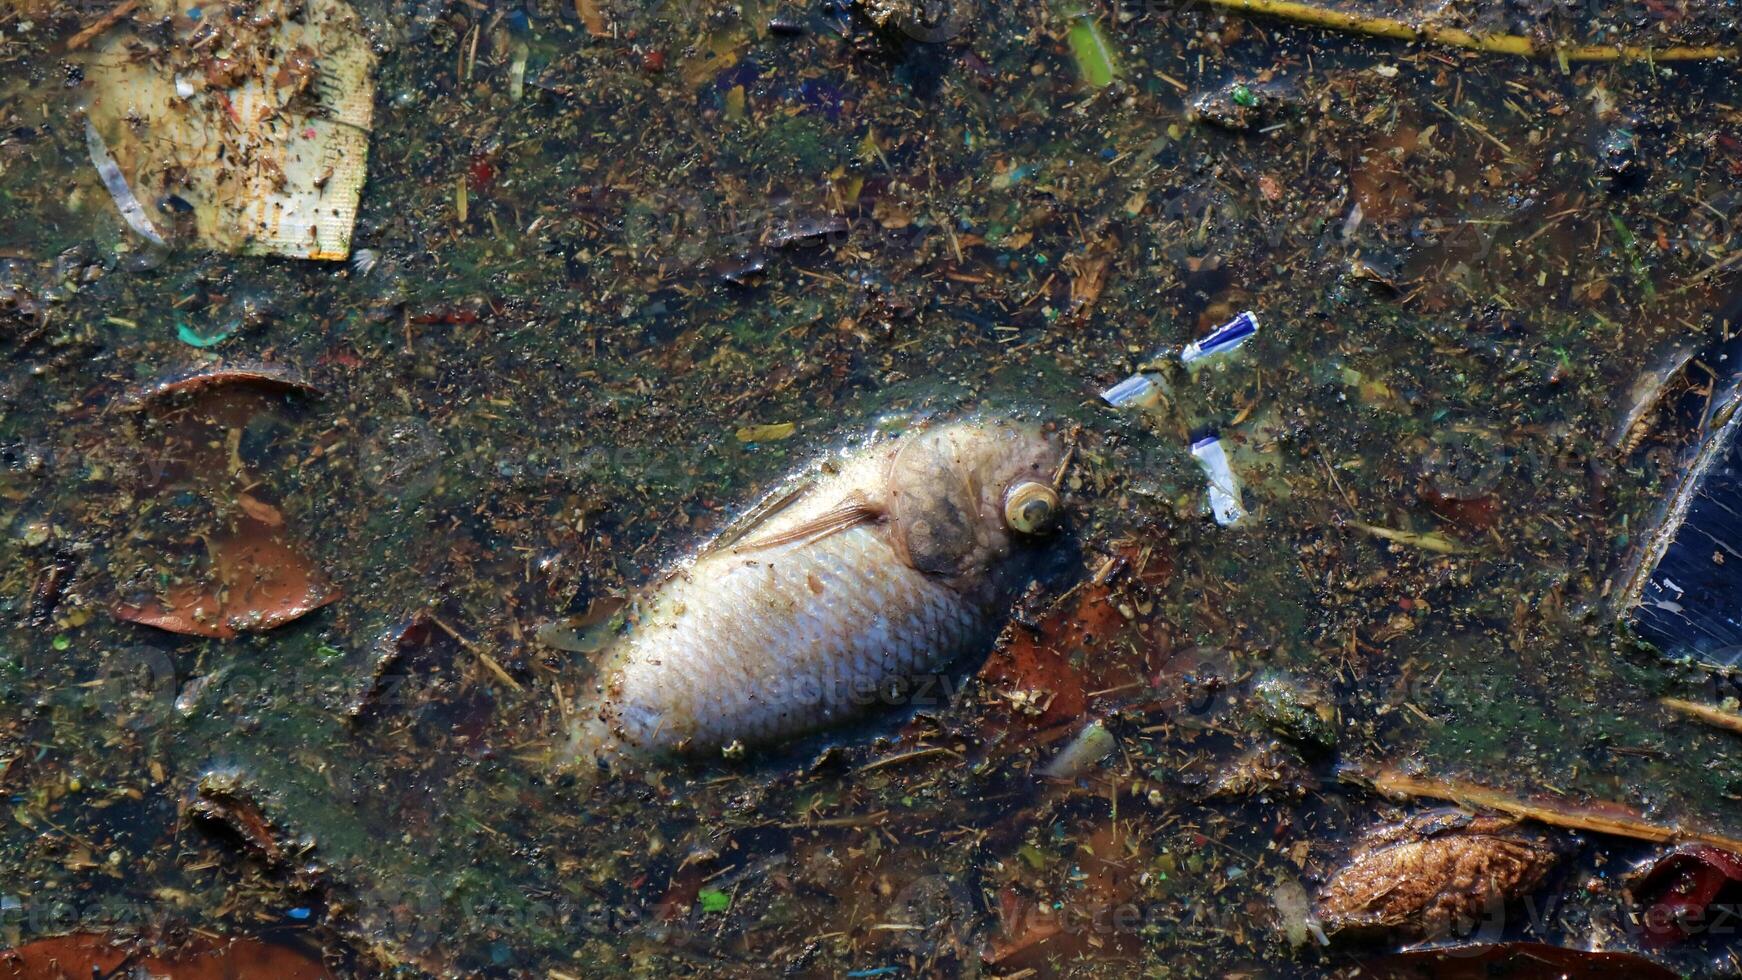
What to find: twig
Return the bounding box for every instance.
[1345,764,1742,852]
[857,745,959,774]
[429,614,525,692]
[1199,0,1738,61]
[66,0,138,50]
[1430,100,1512,156]
[1661,697,1742,737]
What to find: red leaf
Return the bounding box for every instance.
[113,517,340,639]
[0,933,330,979]
[1355,941,1676,980]
[1629,844,1742,946]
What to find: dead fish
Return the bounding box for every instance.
[565,416,1067,769]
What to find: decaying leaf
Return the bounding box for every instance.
[1627,843,1742,946]
[0,933,330,979]
[183,769,291,866]
[121,363,320,409]
[1348,941,1677,980]
[113,517,339,639]
[1317,811,1559,940]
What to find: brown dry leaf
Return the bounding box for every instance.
[113,518,339,639]
[122,363,319,409]
[0,933,330,979]
[1318,813,1559,940]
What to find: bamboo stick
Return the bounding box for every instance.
[1344,764,1742,852]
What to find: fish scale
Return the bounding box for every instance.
[567,418,1063,767]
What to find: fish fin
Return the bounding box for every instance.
[698,474,817,558]
[731,492,884,552]
[534,596,631,654]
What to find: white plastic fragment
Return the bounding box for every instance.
[1041,719,1115,779]
[1099,373,1156,408]
[83,0,376,260]
[1100,310,1262,407]
[1190,433,1247,526]
[83,118,166,246]
[1181,310,1260,365]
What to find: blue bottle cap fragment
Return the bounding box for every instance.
[1181,310,1260,365]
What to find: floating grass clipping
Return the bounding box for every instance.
[1200,0,1738,61]
[1066,11,1118,88]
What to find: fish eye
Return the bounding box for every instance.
[1003,481,1061,535]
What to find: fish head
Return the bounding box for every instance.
[885,418,1067,589]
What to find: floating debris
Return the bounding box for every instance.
[1359,942,1678,979]
[1099,310,1258,407]
[735,421,798,443]
[83,0,376,259]
[1099,372,1162,409]
[1040,718,1115,779]
[1317,812,1559,940]
[1628,844,1742,946]
[534,597,629,655]
[83,118,165,247]
[854,0,973,42]
[1619,391,1742,667]
[1065,10,1118,88]
[112,517,341,639]
[1348,764,1742,851]
[1198,0,1738,61]
[0,934,331,979]
[1248,675,1336,752]
[1181,311,1260,366]
[1190,432,1247,526]
[1347,519,1466,554]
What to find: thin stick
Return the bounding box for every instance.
[66,0,138,50]
[1200,0,1738,61]
[1346,764,1742,852]
[1661,697,1742,737]
[429,614,525,692]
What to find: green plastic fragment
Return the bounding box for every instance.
[52,634,70,651]
[1066,14,1117,88]
[697,887,730,914]
[176,316,235,348]
[1232,84,1257,107]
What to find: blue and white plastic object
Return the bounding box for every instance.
[1180,310,1260,366]
[1100,373,1157,408]
[1190,433,1247,526]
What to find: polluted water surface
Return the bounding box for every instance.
[3,0,1742,977]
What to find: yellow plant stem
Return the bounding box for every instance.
[1347,764,1742,852]
[1203,0,1738,61]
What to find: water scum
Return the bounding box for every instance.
[563,414,1069,770]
